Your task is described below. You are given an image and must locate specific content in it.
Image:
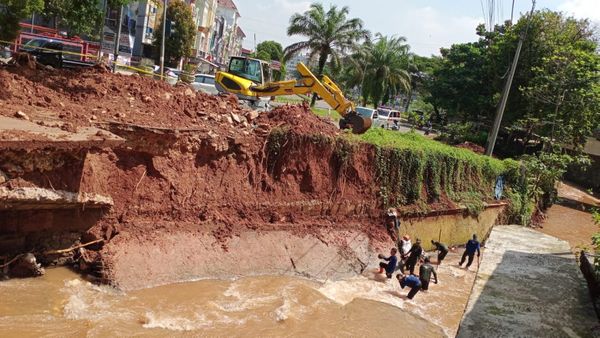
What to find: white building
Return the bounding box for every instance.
[186,0,218,58]
[215,0,241,64]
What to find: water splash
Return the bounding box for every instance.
[142,312,211,331]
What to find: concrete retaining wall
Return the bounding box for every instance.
[401,205,505,251]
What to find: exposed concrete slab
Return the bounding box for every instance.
[0,187,113,210]
[458,225,597,338]
[0,116,123,150]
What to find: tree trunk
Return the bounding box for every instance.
[404,82,416,112]
[311,51,328,107]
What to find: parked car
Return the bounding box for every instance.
[191,74,218,95]
[376,108,402,130]
[355,107,401,130]
[356,106,377,119]
[20,38,94,68]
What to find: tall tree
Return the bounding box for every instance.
[42,0,103,37]
[362,35,411,107]
[0,0,44,42]
[152,0,195,67]
[255,40,283,61]
[254,40,285,80]
[426,10,599,151]
[284,3,368,106]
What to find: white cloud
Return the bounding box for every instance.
[398,6,482,55]
[273,0,311,14]
[558,0,600,21]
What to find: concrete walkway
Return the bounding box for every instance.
[458,225,597,338]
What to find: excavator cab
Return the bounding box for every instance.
[215,57,273,104]
[227,57,272,85]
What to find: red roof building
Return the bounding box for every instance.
[217,0,238,12]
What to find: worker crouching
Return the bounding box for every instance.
[397,273,422,299]
[377,248,398,278]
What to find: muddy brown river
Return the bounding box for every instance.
[0,250,477,337]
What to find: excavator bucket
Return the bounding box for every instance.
[339,113,372,134]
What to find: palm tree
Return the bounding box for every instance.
[339,42,372,106]
[363,34,411,108]
[284,3,368,106]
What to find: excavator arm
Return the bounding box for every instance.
[215,62,372,134]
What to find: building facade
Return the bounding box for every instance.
[214,0,241,64]
[186,0,218,58]
[101,0,245,67]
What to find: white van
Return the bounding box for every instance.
[375,108,402,130]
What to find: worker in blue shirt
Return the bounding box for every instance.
[459,234,481,269]
[397,273,422,299]
[378,248,398,278]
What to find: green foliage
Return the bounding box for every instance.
[254,40,286,81]
[362,34,411,107]
[503,150,580,225]
[354,128,515,212]
[425,10,600,150]
[256,41,283,61]
[153,0,196,67]
[284,3,368,105]
[178,63,196,84]
[311,107,342,122]
[592,209,600,269]
[42,0,103,37]
[520,151,572,209]
[107,0,136,7]
[439,122,488,146]
[0,0,44,42]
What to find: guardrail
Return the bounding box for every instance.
[579,250,600,319]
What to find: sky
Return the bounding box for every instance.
[235,0,600,56]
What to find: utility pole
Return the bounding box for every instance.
[99,0,107,58]
[485,0,536,156]
[112,5,124,73]
[160,0,168,80]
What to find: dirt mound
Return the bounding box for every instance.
[0,64,342,142]
[0,65,397,287]
[256,104,339,136]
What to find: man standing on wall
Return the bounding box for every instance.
[459,234,481,270]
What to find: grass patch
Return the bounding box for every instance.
[266,127,521,215]
[275,95,309,104]
[347,128,519,210]
[312,107,342,122]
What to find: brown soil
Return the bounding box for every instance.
[538,183,599,251]
[0,61,506,287]
[0,62,395,284]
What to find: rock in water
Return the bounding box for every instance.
[9,253,45,278]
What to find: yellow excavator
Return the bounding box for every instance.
[215,56,372,134]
